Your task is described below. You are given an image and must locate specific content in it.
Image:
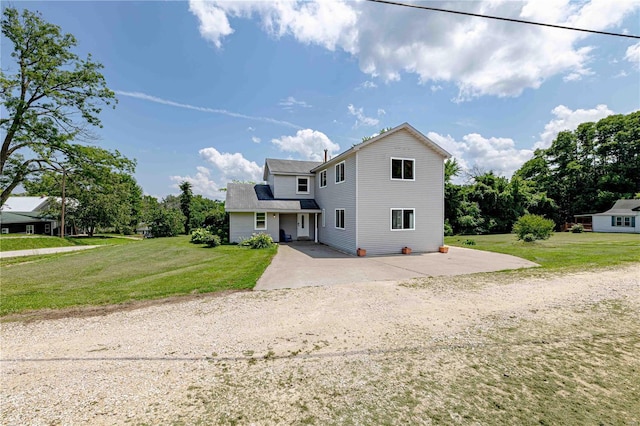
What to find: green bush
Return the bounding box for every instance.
[204,234,221,248]
[513,214,554,241]
[444,220,454,236]
[190,227,212,244]
[241,232,275,249]
[571,224,584,233]
[463,239,476,246]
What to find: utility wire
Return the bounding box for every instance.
[365,0,640,40]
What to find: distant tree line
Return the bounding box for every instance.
[445,111,640,235]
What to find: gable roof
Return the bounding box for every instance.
[0,211,54,224]
[226,183,321,213]
[263,159,323,180]
[1,196,51,212]
[593,199,640,216]
[311,122,451,172]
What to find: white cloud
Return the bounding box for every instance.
[428,132,533,179]
[430,85,443,92]
[377,108,386,116]
[251,136,261,144]
[271,129,340,161]
[360,81,377,89]
[347,104,379,127]
[170,167,223,199]
[625,42,640,69]
[189,0,640,99]
[534,104,614,149]
[199,147,263,182]
[115,90,301,129]
[279,96,312,109]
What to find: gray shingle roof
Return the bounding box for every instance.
[0,211,53,224]
[264,158,323,178]
[226,183,321,212]
[593,199,640,216]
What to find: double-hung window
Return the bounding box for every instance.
[335,162,345,183]
[26,224,35,234]
[319,170,327,188]
[391,158,415,180]
[297,177,309,194]
[391,209,415,230]
[255,212,267,230]
[335,209,345,229]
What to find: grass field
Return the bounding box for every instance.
[0,236,276,316]
[0,234,136,251]
[445,232,640,270]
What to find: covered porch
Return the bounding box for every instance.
[276,211,321,242]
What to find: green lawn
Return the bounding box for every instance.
[1,236,276,316]
[445,232,640,270]
[0,234,136,251]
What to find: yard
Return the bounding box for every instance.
[0,236,276,317]
[0,234,136,252]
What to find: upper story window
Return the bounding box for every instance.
[297,177,310,194]
[319,170,327,188]
[335,161,345,184]
[255,212,267,230]
[391,158,415,180]
[391,208,415,230]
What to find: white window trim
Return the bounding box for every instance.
[390,157,416,181]
[335,208,345,230]
[254,212,267,230]
[26,224,35,235]
[296,176,310,194]
[613,216,633,227]
[319,170,327,188]
[1,228,9,234]
[390,208,416,231]
[335,161,346,184]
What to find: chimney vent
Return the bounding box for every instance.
[324,149,328,163]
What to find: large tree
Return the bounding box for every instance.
[179,181,193,235]
[1,7,115,206]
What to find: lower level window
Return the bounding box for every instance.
[255,212,267,230]
[391,209,415,230]
[26,224,35,234]
[335,209,345,229]
[613,216,635,227]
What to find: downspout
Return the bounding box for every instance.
[355,151,359,251]
[314,213,318,243]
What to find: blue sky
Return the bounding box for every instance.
[3,1,640,199]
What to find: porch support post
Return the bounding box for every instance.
[314,213,318,243]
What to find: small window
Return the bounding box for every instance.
[391,158,415,180]
[319,170,327,188]
[26,224,35,234]
[255,212,267,230]
[297,177,309,194]
[335,162,345,183]
[335,209,345,229]
[1,228,8,234]
[44,223,51,234]
[391,209,415,230]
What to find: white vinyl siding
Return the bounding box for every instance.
[335,209,345,229]
[230,213,279,243]
[296,177,310,194]
[391,208,415,230]
[255,212,267,230]
[335,162,345,184]
[272,175,315,199]
[319,170,327,188]
[356,128,445,254]
[391,157,415,180]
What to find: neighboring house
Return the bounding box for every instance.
[0,196,58,235]
[575,199,640,234]
[225,122,451,255]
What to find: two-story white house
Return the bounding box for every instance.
[225,122,451,255]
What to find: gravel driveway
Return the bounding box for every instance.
[2,265,639,425]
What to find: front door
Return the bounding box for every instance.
[297,213,309,238]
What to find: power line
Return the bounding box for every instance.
[365,0,640,40]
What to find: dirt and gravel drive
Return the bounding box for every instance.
[2,265,639,425]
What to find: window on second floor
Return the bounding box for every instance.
[391,158,415,180]
[255,212,267,230]
[335,162,345,183]
[297,177,309,194]
[319,170,327,188]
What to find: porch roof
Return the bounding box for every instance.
[0,211,54,224]
[225,183,322,213]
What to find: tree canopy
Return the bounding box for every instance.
[1,7,116,205]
